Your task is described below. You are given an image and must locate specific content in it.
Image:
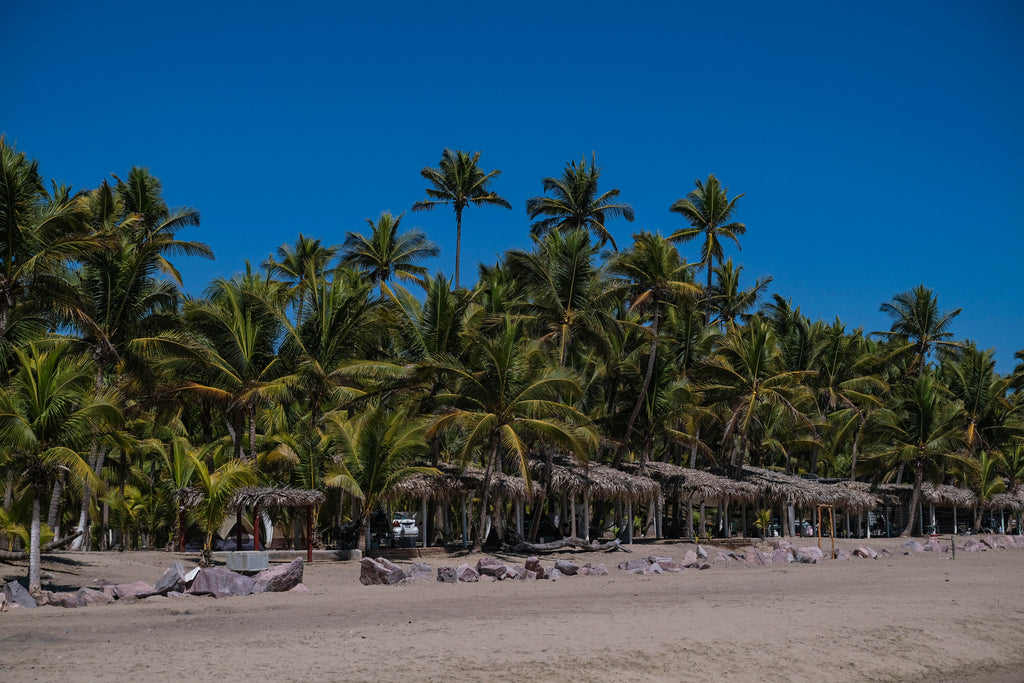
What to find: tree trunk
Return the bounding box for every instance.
[901,461,924,537]
[73,445,107,551]
[29,495,41,594]
[849,425,863,481]
[474,438,500,552]
[617,309,659,466]
[47,475,63,532]
[513,537,631,553]
[454,206,463,289]
[689,428,700,469]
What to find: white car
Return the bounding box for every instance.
[390,513,419,545]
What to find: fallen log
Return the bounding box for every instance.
[0,531,83,562]
[513,536,631,554]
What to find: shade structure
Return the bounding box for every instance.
[228,486,325,511]
[530,457,660,503]
[714,466,880,512]
[867,482,977,509]
[621,461,759,504]
[988,489,1024,513]
[382,463,545,504]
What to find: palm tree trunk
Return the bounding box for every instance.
[0,477,12,549]
[47,475,63,532]
[617,309,659,466]
[849,424,863,481]
[705,255,714,326]
[474,438,500,552]
[901,461,924,537]
[454,206,463,289]
[29,494,41,593]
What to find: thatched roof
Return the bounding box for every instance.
[174,486,204,507]
[988,489,1024,512]
[622,461,759,504]
[229,486,325,511]
[869,482,977,509]
[383,464,544,503]
[711,467,880,511]
[531,458,660,503]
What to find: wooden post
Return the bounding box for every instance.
[253,505,260,551]
[461,495,468,549]
[569,496,576,538]
[515,499,523,538]
[421,497,428,548]
[626,500,633,545]
[583,491,591,541]
[655,494,662,540]
[236,509,243,551]
[306,506,313,563]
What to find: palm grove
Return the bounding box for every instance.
[2,139,1023,591]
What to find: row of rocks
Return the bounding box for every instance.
[360,555,619,585]
[2,558,306,610]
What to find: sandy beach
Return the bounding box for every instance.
[3,537,1024,683]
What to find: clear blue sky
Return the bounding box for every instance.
[5,1,1023,370]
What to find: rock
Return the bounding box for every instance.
[476,556,510,578]
[961,539,982,552]
[644,564,664,575]
[900,540,924,553]
[979,537,999,550]
[191,567,256,596]
[253,558,304,593]
[715,551,742,562]
[924,539,946,553]
[289,583,309,592]
[647,556,674,564]
[654,561,685,572]
[436,567,457,584]
[152,562,188,595]
[3,581,38,609]
[586,563,609,576]
[76,587,112,606]
[682,550,698,567]
[524,556,547,579]
[505,566,527,580]
[744,547,772,566]
[795,547,824,564]
[618,559,651,571]
[696,562,711,570]
[773,539,793,551]
[554,559,578,576]
[771,548,795,563]
[836,549,851,560]
[696,545,708,559]
[110,581,155,600]
[46,591,82,608]
[403,562,434,582]
[525,570,537,580]
[852,546,878,559]
[359,557,405,585]
[455,563,479,583]
[547,568,563,579]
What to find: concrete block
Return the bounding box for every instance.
[226,551,270,572]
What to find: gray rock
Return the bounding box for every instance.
[152,561,188,595]
[647,556,673,564]
[617,559,650,571]
[359,557,405,585]
[851,546,878,559]
[191,567,256,596]
[436,566,457,584]
[554,559,579,576]
[744,547,772,566]
[696,562,711,570]
[836,549,851,560]
[253,558,304,593]
[585,563,609,576]
[794,547,824,564]
[476,556,510,578]
[961,539,983,552]
[682,550,698,567]
[900,539,924,553]
[403,561,434,582]
[771,548,795,563]
[3,581,37,609]
[455,563,479,583]
[696,545,708,559]
[547,567,563,579]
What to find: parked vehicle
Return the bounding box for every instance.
[390,512,419,547]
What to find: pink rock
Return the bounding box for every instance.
[455,563,479,582]
[191,567,256,596]
[111,580,155,599]
[476,556,510,578]
[654,561,685,572]
[794,547,824,564]
[359,557,405,586]
[288,583,309,592]
[901,540,924,553]
[682,550,698,567]
[554,559,578,576]
[771,548,795,563]
[524,557,547,579]
[253,558,304,593]
[586,563,609,576]
[618,559,650,571]
[744,547,772,566]
[436,567,457,583]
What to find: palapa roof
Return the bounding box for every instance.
[710,467,880,511]
[229,486,325,511]
[868,482,977,509]
[383,464,544,503]
[622,461,759,504]
[529,458,660,503]
[988,489,1024,512]
[174,486,204,507]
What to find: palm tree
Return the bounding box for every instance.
[0,344,121,592]
[526,155,634,251]
[341,212,439,287]
[263,234,339,326]
[708,258,772,327]
[669,174,747,324]
[610,232,700,461]
[188,450,256,565]
[427,321,595,550]
[942,346,1015,455]
[412,150,510,289]
[967,451,1005,533]
[870,374,968,536]
[323,404,436,552]
[877,285,962,377]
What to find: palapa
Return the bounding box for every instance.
[623,461,759,504]
[383,463,544,503]
[531,458,659,503]
[228,486,325,512]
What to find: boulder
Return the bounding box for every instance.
[771,547,795,563]
[554,559,578,576]
[979,537,999,550]
[76,587,113,607]
[794,547,824,564]
[961,539,983,552]
[900,540,924,553]
[111,581,153,599]
[696,545,708,559]
[2,581,37,609]
[648,556,673,564]
[924,539,946,553]
[525,570,537,581]
[359,557,405,586]
[586,563,609,576]
[455,563,479,583]
[618,559,651,571]
[403,562,434,582]
[682,550,698,567]
[836,549,851,560]
[191,567,256,597]
[505,566,527,580]
[643,564,664,575]
[696,562,711,570]
[46,591,83,608]
[289,583,308,592]
[653,561,685,572]
[715,551,743,562]
[851,546,878,559]
[547,567,563,579]
[436,567,457,584]
[524,557,547,579]
[744,547,772,567]
[151,562,188,595]
[253,558,304,593]
[476,556,510,578]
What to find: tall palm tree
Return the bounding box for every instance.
[323,404,436,552]
[341,212,439,287]
[427,321,595,550]
[708,258,772,327]
[669,174,747,324]
[412,150,510,289]
[870,373,968,536]
[526,155,634,251]
[610,232,700,461]
[877,285,962,377]
[943,346,1015,455]
[0,344,120,592]
[263,234,339,326]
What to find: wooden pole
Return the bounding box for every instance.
[236,509,243,551]
[253,506,260,551]
[421,497,428,548]
[583,491,591,541]
[461,495,468,549]
[569,496,576,538]
[626,500,633,545]
[306,506,313,563]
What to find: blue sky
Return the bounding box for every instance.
[5,1,1023,369]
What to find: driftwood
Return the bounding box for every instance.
[0,531,83,562]
[513,536,632,554]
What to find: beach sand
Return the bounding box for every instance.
[3,537,1024,682]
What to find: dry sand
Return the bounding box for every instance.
[3,537,1024,682]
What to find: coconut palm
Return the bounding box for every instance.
[870,374,968,536]
[187,450,256,565]
[427,321,596,550]
[526,155,634,251]
[669,174,747,324]
[412,150,510,289]
[967,450,1005,532]
[942,346,1016,455]
[263,234,339,326]
[323,404,436,552]
[341,212,439,287]
[708,258,772,328]
[877,285,963,377]
[0,344,121,591]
